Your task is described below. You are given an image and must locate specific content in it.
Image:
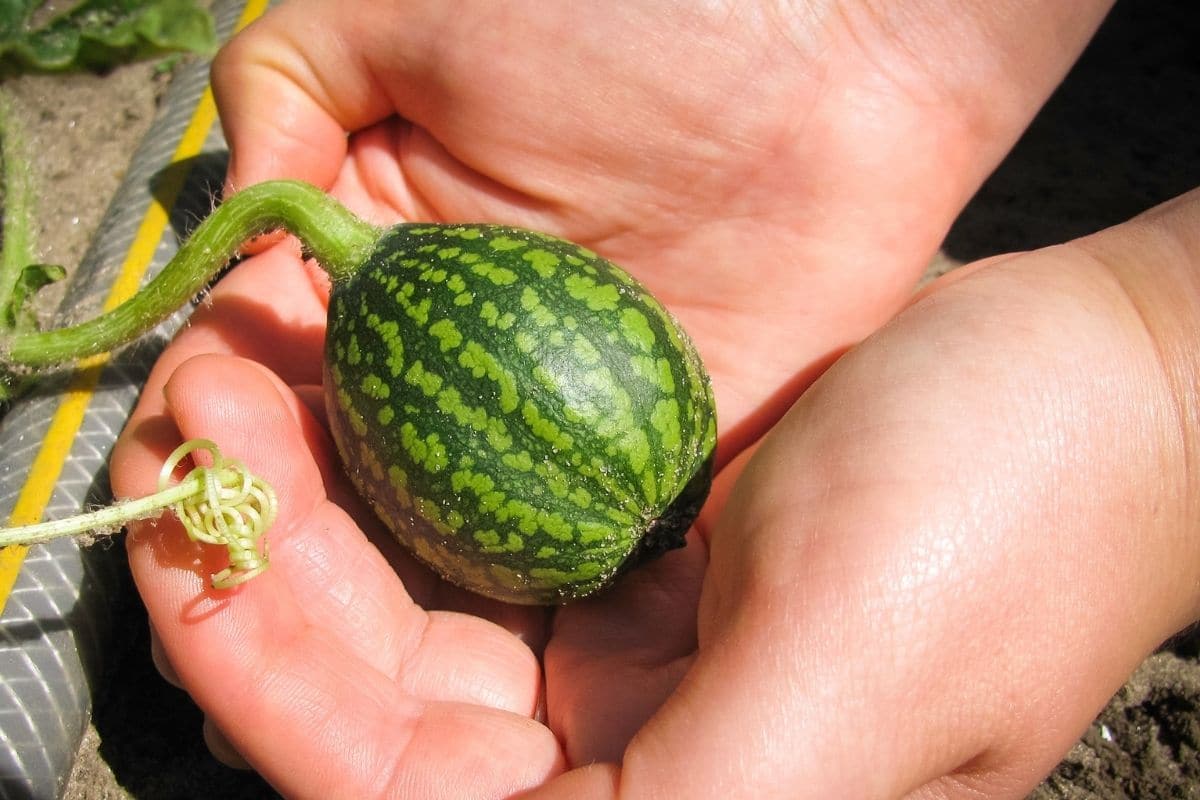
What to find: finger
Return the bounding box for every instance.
[115,353,390,666]
[544,527,705,766]
[210,0,597,225]
[541,428,751,764]
[203,716,252,771]
[153,627,252,774]
[211,0,418,192]
[115,354,562,797]
[210,0,554,234]
[148,623,182,689]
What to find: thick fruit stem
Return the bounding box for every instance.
[0,180,381,369]
[0,439,277,589]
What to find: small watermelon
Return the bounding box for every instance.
[324,223,716,604]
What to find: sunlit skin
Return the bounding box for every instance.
[106,2,1200,797]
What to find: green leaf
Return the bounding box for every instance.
[0,260,69,405]
[0,0,216,73]
[4,261,64,330]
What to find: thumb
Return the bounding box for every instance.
[211,0,440,191]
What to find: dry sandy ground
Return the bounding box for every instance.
[3,1,1199,798]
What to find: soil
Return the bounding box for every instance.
[2,1,1199,798]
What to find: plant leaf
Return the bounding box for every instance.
[4,261,64,329]
[0,0,216,73]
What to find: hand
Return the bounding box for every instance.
[529,188,1200,798]
[211,0,1112,460]
[106,0,1156,797]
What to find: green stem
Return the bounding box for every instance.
[0,92,37,324]
[1,180,382,369]
[0,478,201,545]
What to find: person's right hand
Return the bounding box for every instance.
[527,186,1200,799]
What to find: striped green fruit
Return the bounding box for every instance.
[324,223,716,604]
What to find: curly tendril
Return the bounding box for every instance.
[158,439,277,588]
[0,437,278,590]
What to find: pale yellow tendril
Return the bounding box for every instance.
[0,438,278,590]
[158,438,277,589]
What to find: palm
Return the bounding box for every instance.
[215,0,1036,459]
